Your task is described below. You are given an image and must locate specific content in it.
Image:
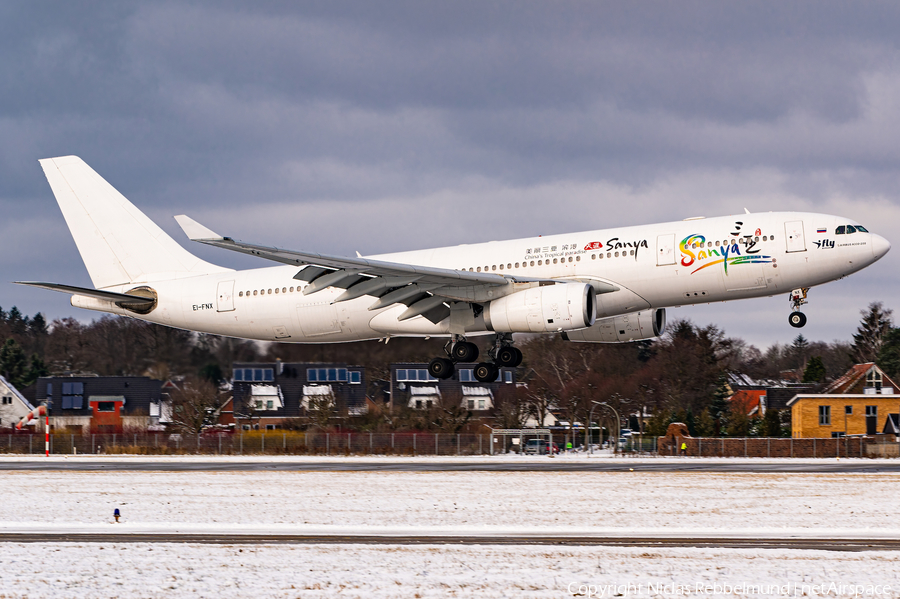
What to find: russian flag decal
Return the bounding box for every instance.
[817,228,827,233]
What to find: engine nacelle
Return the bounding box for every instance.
[484,283,596,333]
[562,308,666,343]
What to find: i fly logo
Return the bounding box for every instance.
[680,234,773,275]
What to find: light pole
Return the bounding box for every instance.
[589,401,621,455]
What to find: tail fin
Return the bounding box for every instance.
[39,156,231,288]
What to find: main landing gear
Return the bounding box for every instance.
[788,288,809,328]
[428,334,523,382]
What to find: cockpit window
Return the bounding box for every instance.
[835,225,846,235]
[846,225,857,234]
[856,225,869,233]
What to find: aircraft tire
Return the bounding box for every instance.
[788,311,807,328]
[451,341,479,363]
[497,346,519,367]
[474,362,499,383]
[428,357,455,380]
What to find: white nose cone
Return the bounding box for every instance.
[872,234,891,261]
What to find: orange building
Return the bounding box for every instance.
[788,363,900,438]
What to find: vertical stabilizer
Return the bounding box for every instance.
[39,156,230,288]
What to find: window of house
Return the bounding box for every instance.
[504,371,513,384]
[350,371,361,384]
[866,405,877,417]
[62,382,84,410]
[415,400,423,409]
[467,399,475,410]
[307,368,349,382]
[845,405,853,415]
[266,400,274,410]
[459,369,474,382]
[478,399,485,410]
[96,401,115,412]
[235,368,274,382]
[866,370,883,389]
[396,369,436,382]
[1,396,11,405]
[819,405,831,425]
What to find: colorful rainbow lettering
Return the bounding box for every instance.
[680,234,773,275]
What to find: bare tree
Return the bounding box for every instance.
[167,378,221,435]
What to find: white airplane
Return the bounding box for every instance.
[19,156,891,382]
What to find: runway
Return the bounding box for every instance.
[1,459,899,473]
[1,532,897,551]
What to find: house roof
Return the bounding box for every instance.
[823,363,900,394]
[884,414,900,435]
[0,375,34,410]
[729,389,767,416]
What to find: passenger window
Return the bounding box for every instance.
[836,226,846,235]
[477,267,481,272]
[614,252,619,257]
[553,258,557,264]
[499,264,504,270]
[576,256,580,261]
[538,260,542,265]
[239,291,243,297]
[530,261,535,266]
[275,288,279,294]
[507,263,512,269]
[253,290,258,296]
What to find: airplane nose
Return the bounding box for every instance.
[872,234,891,260]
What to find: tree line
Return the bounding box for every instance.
[0,302,898,437]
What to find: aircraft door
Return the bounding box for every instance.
[785,221,807,253]
[656,234,676,266]
[216,280,235,312]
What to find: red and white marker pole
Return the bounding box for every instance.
[45,405,50,457]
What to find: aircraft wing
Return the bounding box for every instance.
[175,215,549,324]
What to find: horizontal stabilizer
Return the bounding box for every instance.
[14,282,155,308]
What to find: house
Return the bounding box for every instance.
[231,362,367,429]
[389,363,516,413]
[0,376,36,429]
[787,363,900,437]
[33,376,165,434]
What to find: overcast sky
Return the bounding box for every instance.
[2,1,899,350]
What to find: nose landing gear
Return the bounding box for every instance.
[788,288,809,328]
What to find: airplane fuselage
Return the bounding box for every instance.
[74,211,887,343]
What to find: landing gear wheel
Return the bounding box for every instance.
[496,346,523,367]
[473,362,499,383]
[428,357,455,380]
[788,312,807,328]
[451,341,479,363]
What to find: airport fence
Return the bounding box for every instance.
[0,431,506,456]
[659,435,871,458]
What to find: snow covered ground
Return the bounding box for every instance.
[2,544,899,599]
[1,460,899,597]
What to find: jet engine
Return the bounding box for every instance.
[484,283,595,333]
[562,308,666,343]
